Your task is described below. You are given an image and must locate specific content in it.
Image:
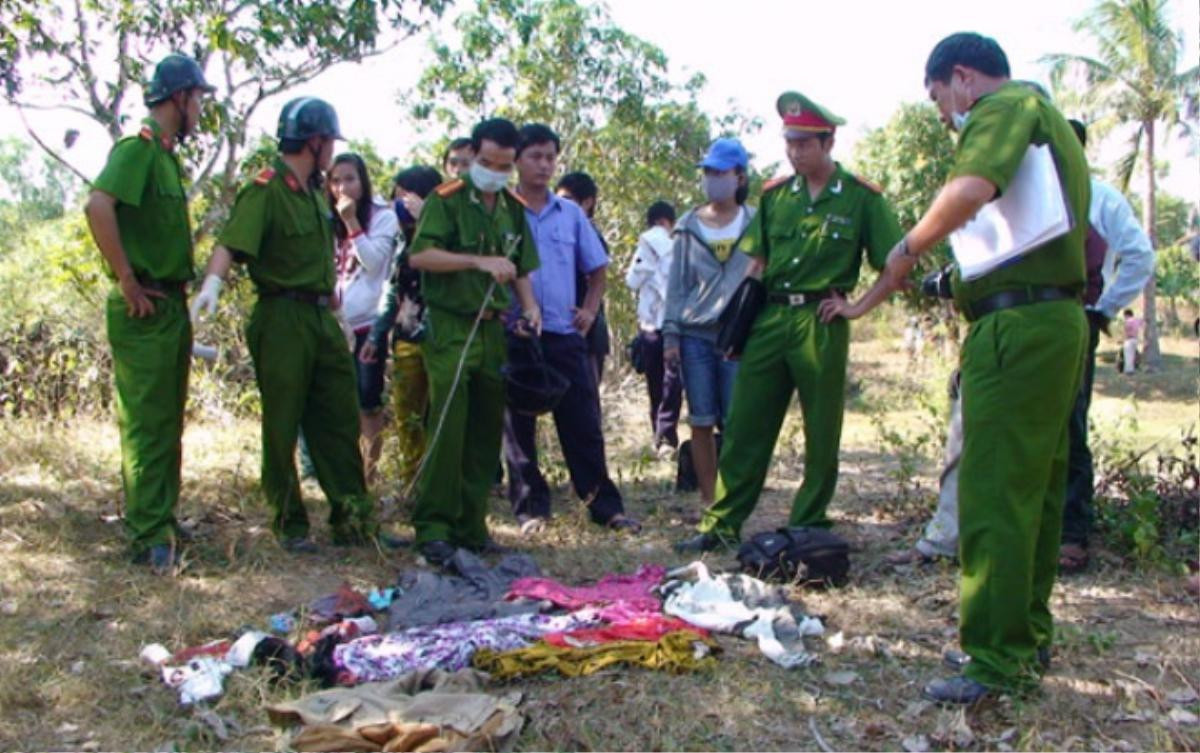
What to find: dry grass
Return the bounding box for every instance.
[0,332,1196,751]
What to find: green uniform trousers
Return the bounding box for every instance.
[107,288,191,555]
[958,299,1087,692]
[246,297,373,540]
[391,341,428,492]
[413,308,506,548]
[700,304,849,539]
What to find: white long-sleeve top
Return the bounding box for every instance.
[336,197,399,331]
[1090,179,1155,319]
[624,225,673,331]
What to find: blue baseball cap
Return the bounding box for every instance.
[698,138,749,171]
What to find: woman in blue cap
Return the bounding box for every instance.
[662,138,756,508]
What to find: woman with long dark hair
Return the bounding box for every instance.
[328,153,398,483]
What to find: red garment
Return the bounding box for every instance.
[507,565,665,612]
[171,640,232,664]
[543,616,708,648]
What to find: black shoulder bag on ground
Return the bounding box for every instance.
[737,527,850,587]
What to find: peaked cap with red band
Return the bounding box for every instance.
[776,91,845,138]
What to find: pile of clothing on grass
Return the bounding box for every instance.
[138,550,824,751]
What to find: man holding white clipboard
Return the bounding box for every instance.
[818,32,1089,704]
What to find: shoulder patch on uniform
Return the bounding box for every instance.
[852,174,884,194]
[763,175,791,193]
[505,187,530,209]
[138,126,154,142]
[434,178,465,198]
[282,171,302,192]
[254,168,276,186]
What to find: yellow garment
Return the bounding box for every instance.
[390,341,428,490]
[472,630,718,679]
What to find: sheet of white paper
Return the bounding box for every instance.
[950,143,1073,281]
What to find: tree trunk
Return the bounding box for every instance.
[1140,118,1162,369]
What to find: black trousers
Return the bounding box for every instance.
[503,331,624,523]
[640,330,682,448]
[1062,315,1102,547]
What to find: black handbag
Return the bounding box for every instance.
[625,331,647,375]
[716,276,766,359]
[737,527,850,587]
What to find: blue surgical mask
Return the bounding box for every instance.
[394,199,415,225]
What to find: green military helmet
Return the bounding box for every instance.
[144,54,216,106]
[276,97,344,142]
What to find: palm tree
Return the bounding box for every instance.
[1044,0,1199,368]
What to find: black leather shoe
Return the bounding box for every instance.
[133,543,178,574]
[419,540,456,568]
[944,648,1050,672]
[282,537,319,554]
[673,531,732,553]
[923,675,990,705]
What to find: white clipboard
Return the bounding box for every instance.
[949,144,1074,281]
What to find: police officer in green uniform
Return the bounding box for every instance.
[675,92,902,553]
[191,97,377,553]
[406,117,540,567]
[84,53,215,572]
[818,33,1090,703]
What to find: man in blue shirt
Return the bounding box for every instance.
[503,123,640,535]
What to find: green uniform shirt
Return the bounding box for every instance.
[217,157,336,294]
[949,82,1089,309]
[410,174,539,315]
[92,118,194,282]
[741,163,901,294]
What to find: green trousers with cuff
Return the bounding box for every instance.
[958,299,1087,692]
[246,297,373,541]
[413,308,506,548]
[699,304,849,540]
[391,341,428,493]
[107,288,191,555]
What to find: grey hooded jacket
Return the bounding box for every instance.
[662,206,755,349]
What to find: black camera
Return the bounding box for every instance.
[921,263,955,299]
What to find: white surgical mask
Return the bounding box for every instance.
[703,173,738,203]
[469,161,511,193]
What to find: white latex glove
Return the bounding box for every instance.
[189,274,223,324]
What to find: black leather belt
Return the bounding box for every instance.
[136,277,187,295]
[260,289,333,307]
[766,290,837,307]
[965,286,1079,321]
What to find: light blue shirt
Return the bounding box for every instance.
[515,190,609,335]
[1090,179,1155,318]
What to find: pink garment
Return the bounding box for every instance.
[543,616,708,648]
[1123,316,1143,339]
[507,565,666,613]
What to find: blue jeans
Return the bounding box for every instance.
[680,334,738,427]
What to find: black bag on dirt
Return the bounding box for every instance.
[737,527,850,587]
[675,433,723,493]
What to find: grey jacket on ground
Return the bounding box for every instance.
[662,205,756,350]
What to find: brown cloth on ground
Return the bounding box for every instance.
[471,630,718,679]
[265,668,523,752]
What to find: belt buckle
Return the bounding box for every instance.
[787,293,807,306]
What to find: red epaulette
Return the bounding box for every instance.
[254,168,276,186]
[138,126,155,142]
[434,178,465,198]
[762,175,791,193]
[853,174,884,194]
[505,186,530,209]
